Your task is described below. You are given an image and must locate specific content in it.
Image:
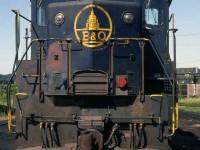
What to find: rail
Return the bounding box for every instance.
[170,13,178,135]
[7,37,177,133]
[6,38,71,133]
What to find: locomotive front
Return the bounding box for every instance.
[43,0,142,97]
[12,0,177,149]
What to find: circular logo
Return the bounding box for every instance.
[74,4,112,48]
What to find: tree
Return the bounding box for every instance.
[0,83,17,106]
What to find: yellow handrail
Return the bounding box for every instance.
[149,94,177,136]
[175,102,179,130]
[171,102,179,135]
[8,109,15,132]
[172,112,175,135]
[16,92,28,97]
[8,93,28,133]
[150,94,163,99]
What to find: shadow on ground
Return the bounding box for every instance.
[0,121,15,150]
[171,128,200,150]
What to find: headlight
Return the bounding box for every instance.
[122,12,134,24]
[55,13,65,25]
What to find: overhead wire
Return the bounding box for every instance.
[176,33,200,37]
[169,33,200,37]
[177,60,200,65]
[169,32,200,66]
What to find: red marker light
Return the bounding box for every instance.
[116,76,127,88]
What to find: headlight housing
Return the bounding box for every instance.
[122,12,134,24]
[55,13,65,25]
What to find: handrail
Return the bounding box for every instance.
[11,10,20,74]
[6,38,74,116]
[109,37,173,88]
[175,102,179,130]
[6,36,177,134]
[7,10,40,132]
[150,94,163,99]
[6,40,63,132]
[109,37,178,136]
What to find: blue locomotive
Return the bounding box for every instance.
[7,0,178,149]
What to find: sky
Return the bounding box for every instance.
[169,0,200,69]
[0,0,200,74]
[0,0,30,74]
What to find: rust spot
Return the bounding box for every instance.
[47,42,66,73]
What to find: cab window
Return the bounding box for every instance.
[37,0,48,26]
[37,6,46,26]
[145,0,164,25]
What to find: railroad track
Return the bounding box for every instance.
[0,109,199,150]
[0,104,15,114]
[0,120,16,150]
[0,104,8,113]
[179,110,200,123]
[0,104,15,134]
[172,110,200,150]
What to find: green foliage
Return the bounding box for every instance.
[0,84,6,105]
[0,83,17,106]
[179,98,200,113]
[0,74,11,83]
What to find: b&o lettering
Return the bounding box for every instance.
[82,31,107,41]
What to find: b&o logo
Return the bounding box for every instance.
[74,4,113,48]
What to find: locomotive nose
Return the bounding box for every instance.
[46,1,142,95]
[47,1,142,46]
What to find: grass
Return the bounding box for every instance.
[0,112,7,119]
[179,97,200,114]
[0,101,15,119]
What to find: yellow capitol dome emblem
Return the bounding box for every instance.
[74,4,113,48]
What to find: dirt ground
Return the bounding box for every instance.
[172,110,200,150]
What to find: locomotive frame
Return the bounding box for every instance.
[7,0,178,149]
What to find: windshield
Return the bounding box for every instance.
[145,0,164,25]
[37,0,163,26]
[37,0,49,26]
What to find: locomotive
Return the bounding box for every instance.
[7,0,178,149]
